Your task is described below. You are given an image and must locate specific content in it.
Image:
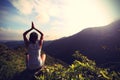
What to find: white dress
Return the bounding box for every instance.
[27,42,43,70]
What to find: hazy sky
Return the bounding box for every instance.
[0,0,120,40]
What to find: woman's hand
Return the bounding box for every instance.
[32,22,35,29]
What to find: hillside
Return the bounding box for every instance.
[44,20,120,67]
[0,44,66,80]
[0,44,120,80]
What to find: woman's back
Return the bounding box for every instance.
[27,42,42,70]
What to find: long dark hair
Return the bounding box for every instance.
[29,32,38,44]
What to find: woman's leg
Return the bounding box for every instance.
[41,54,46,65]
[34,54,46,75]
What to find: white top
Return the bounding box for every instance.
[27,42,43,70]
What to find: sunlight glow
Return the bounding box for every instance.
[61,0,113,37]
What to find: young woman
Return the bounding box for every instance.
[23,22,46,70]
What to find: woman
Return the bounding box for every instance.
[23,22,46,70]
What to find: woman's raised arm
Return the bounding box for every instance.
[23,25,33,47]
[32,22,44,48]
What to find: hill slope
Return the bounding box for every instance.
[0,44,66,80]
[44,20,120,65]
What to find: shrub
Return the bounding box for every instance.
[36,51,120,80]
[0,44,25,80]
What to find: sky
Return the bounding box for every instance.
[0,0,120,40]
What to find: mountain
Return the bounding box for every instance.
[0,40,53,49]
[43,20,120,66]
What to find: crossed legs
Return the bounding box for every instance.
[41,53,46,65]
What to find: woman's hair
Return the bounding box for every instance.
[29,32,38,44]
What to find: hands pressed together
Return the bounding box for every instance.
[31,22,35,29]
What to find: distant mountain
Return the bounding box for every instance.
[0,40,53,49]
[43,20,120,66]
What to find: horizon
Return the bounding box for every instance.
[0,0,120,40]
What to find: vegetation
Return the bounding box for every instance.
[36,51,120,80]
[0,44,66,80]
[0,44,120,80]
[0,44,26,80]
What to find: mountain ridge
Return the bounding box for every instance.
[43,20,120,66]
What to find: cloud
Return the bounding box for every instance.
[0,5,31,29]
[36,13,50,24]
[0,27,24,40]
[6,0,117,40]
[33,0,63,24]
[50,20,63,27]
[9,0,34,15]
[9,0,62,24]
